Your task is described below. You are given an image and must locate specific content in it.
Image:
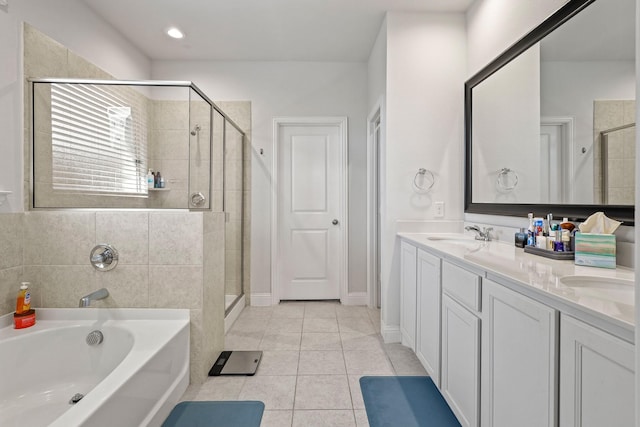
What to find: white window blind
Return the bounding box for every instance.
[50,83,148,195]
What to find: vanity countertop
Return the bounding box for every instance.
[398,232,635,342]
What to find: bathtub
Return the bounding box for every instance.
[0,308,189,427]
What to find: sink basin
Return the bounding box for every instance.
[425,234,478,245]
[558,275,634,308]
[559,275,634,290]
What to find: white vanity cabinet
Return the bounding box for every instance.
[560,314,635,427]
[441,261,481,427]
[400,240,417,350]
[481,279,557,427]
[415,249,441,386]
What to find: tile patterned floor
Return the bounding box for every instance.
[181,301,427,427]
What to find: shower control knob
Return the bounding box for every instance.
[191,192,206,207]
[332,219,339,225]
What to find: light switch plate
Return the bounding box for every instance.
[434,201,445,218]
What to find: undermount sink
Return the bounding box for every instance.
[426,234,477,243]
[559,275,634,290]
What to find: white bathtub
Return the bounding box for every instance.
[0,308,189,427]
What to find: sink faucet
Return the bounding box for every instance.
[79,288,109,307]
[465,225,493,241]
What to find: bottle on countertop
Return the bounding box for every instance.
[527,213,536,246]
[515,227,527,248]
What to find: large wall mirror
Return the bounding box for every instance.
[465,0,635,223]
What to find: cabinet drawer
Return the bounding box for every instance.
[442,261,481,313]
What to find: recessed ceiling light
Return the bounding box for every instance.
[167,27,184,39]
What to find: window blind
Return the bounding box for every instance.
[50,83,148,195]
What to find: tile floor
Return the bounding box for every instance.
[181,301,427,427]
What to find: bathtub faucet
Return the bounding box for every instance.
[79,288,109,307]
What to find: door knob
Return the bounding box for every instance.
[332,219,339,225]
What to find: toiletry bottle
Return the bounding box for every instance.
[527,213,535,246]
[147,169,154,189]
[15,282,31,314]
[159,175,165,188]
[515,228,527,248]
[155,171,162,189]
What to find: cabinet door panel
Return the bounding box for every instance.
[560,314,634,427]
[416,249,441,385]
[481,279,557,427]
[441,294,480,427]
[400,241,417,350]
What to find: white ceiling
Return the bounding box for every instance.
[81,0,473,62]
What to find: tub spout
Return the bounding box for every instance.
[79,288,109,307]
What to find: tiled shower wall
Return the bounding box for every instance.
[593,100,636,204]
[0,211,225,384]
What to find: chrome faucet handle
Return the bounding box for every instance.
[90,244,118,271]
[482,227,493,241]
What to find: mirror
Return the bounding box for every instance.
[31,79,226,210]
[465,0,635,223]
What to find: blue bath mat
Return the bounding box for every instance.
[162,401,265,427]
[360,376,460,427]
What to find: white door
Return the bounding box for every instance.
[540,124,563,203]
[274,118,347,301]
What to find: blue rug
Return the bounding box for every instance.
[162,401,265,427]
[360,376,461,427]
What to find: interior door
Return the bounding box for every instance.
[276,119,345,300]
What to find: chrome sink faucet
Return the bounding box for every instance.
[465,225,493,241]
[79,288,109,307]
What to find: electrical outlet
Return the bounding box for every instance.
[434,201,445,218]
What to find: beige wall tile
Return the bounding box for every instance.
[149,212,203,265]
[96,212,149,265]
[0,213,23,270]
[24,265,96,308]
[0,267,24,316]
[24,212,95,265]
[153,100,189,131]
[94,265,149,308]
[23,24,68,79]
[149,265,203,309]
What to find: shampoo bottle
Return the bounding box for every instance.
[147,169,154,189]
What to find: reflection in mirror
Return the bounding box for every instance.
[466,0,635,222]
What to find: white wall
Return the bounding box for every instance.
[541,60,636,203]
[380,12,466,339]
[0,0,150,213]
[466,0,570,75]
[151,61,369,298]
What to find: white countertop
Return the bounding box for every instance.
[398,232,635,341]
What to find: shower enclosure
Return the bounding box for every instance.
[598,122,636,205]
[30,78,247,316]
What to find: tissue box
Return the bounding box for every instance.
[574,232,616,269]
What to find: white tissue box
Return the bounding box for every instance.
[574,232,616,269]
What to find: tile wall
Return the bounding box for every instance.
[0,211,225,384]
[593,100,636,205]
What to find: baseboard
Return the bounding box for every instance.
[250,293,273,306]
[381,322,402,343]
[343,292,368,306]
[224,294,245,334]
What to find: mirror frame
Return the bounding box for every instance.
[464,0,635,224]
